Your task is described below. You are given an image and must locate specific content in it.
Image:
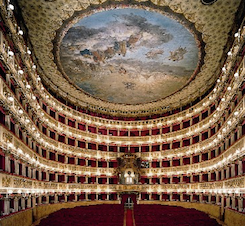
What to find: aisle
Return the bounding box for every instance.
[124,209,135,226]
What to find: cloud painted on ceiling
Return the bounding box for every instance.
[60,8,199,104]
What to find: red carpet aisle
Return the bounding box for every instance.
[38,204,124,226]
[134,205,221,226]
[125,209,135,226]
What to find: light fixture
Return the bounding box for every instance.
[18,69,24,75]
[18,109,23,114]
[18,30,23,36]
[7,4,14,11]
[8,96,14,101]
[8,50,14,56]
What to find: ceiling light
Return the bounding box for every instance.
[18,30,23,35]
[18,109,23,114]
[8,4,14,10]
[227,86,231,90]
[8,50,14,56]
[234,72,239,77]
[8,96,14,101]
[26,84,31,89]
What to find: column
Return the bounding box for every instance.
[199,194,203,203]
[15,161,19,175]
[216,170,219,181]
[38,196,42,205]
[21,197,25,210]
[149,193,152,201]
[208,172,211,182]
[32,196,36,207]
[54,194,58,203]
[220,195,225,221]
[221,169,224,180]
[226,167,229,179]
[39,170,42,181]
[74,194,78,202]
[45,195,49,204]
[33,169,36,179]
[238,160,243,175]
[27,196,31,208]
[55,173,58,182]
[65,156,68,164]
[14,197,19,212]
[208,194,212,203]
[28,167,31,178]
[180,193,183,202]
[46,172,50,181]
[231,196,236,210]
[226,196,231,208]
[5,155,10,172]
[231,164,235,178]
[5,115,11,130]
[238,197,243,212]
[169,193,173,201]
[159,193,162,201]
[3,198,10,215]
[64,194,68,202]
[190,194,193,202]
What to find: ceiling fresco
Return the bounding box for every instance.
[59,8,199,104]
[17,0,243,116]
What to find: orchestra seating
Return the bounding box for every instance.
[134,205,220,226]
[38,204,124,226]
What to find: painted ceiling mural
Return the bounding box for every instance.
[60,8,199,104]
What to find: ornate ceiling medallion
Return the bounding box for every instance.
[54,3,204,105]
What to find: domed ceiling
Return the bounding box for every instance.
[59,8,199,104]
[17,0,242,116]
